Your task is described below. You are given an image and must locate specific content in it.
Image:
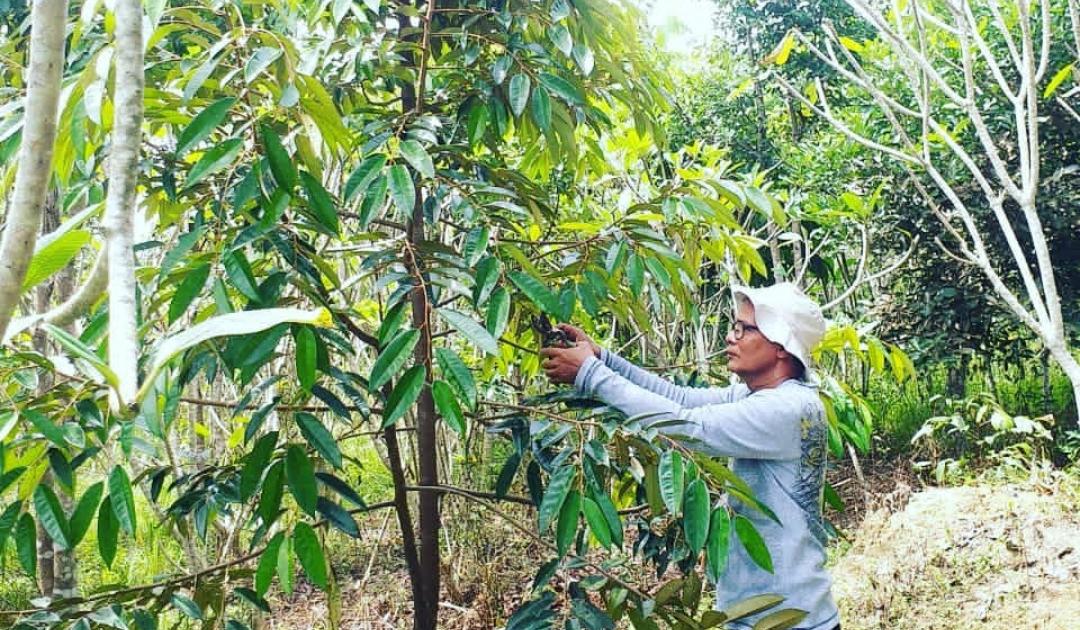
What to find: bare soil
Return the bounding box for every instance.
[830,469,1080,629]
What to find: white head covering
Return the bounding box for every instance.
[731,282,827,372]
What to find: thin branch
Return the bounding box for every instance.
[822,233,921,311]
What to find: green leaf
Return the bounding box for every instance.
[296,413,342,469]
[23,409,68,447]
[508,271,561,316]
[357,175,388,228]
[16,513,36,577]
[369,329,420,392]
[24,229,92,291]
[48,449,73,491]
[300,171,340,235]
[285,444,318,516]
[256,532,285,597]
[491,55,511,84]
[706,507,731,582]
[472,257,501,306]
[0,467,26,496]
[240,432,278,502]
[294,326,317,393]
[143,307,332,397]
[592,491,622,547]
[485,287,510,338]
[508,74,531,117]
[683,479,710,553]
[547,24,572,55]
[377,301,408,346]
[34,484,71,550]
[0,501,21,555]
[387,164,415,215]
[316,472,366,508]
[381,365,426,429]
[399,140,434,179]
[722,594,784,621]
[97,497,118,567]
[1044,62,1074,99]
[734,515,774,573]
[659,450,684,515]
[572,43,594,75]
[43,324,119,388]
[108,466,137,537]
[494,452,521,499]
[261,125,297,190]
[538,73,583,105]
[316,497,359,538]
[432,380,466,436]
[344,154,387,201]
[293,522,328,589]
[183,138,243,190]
[245,47,282,82]
[176,97,236,156]
[223,250,260,301]
[257,461,285,526]
[277,534,294,594]
[437,309,500,356]
[234,587,271,613]
[556,489,580,557]
[582,497,612,549]
[168,263,211,324]
[467,102,489,146]
[752,609,809,630]
[464,226,491,266]
[171,594,204,620]
[435,349,476,411]
[531,86,551,132]
[538,465,575,534]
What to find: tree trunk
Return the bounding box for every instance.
[1041,349,1052,415]
[103,0,144,408]
[0,0,69,339]
[399,1,441,626]
[1046,343,1080,426]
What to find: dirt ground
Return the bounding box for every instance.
[830,468,1080,629]
[262,461,1080,629]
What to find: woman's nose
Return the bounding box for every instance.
[725,329,737,345]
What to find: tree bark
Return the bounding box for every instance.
[103,0,144,407]
[0,0,69,339]
[399,1,441,626]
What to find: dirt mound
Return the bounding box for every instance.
[831,474,1080,629]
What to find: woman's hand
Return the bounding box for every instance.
[540,343,595,384]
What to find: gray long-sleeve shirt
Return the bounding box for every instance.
[575,349,839,630]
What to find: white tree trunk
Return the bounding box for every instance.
[104,0,145,407]
[1045,343,1080,424]
[0,0,69,339]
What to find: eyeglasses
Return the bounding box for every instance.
[731,321,761,340]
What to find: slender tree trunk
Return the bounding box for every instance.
[399,2,441,626]
[1046,343,1080,425]
[1041,349,1052,414]
[103,0,144,407]
[0,0,69,339]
